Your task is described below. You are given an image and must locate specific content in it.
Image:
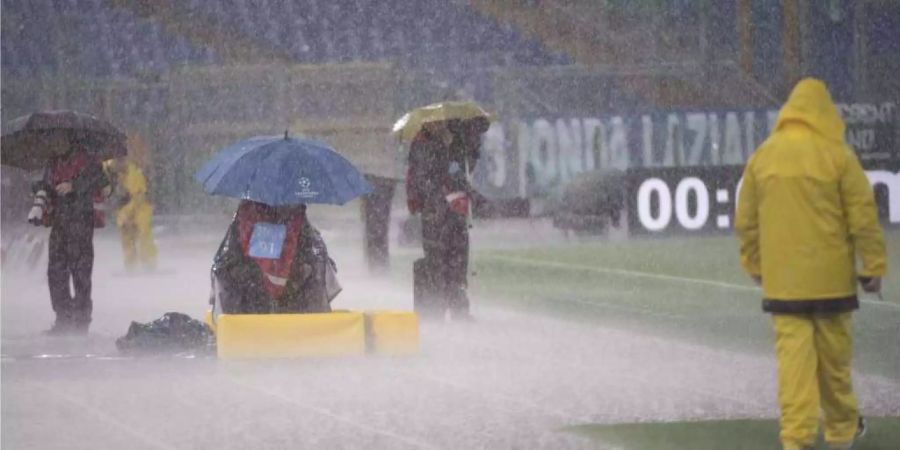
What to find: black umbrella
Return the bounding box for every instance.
[1,110,127,170]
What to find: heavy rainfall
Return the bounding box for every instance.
[1,1,899,449]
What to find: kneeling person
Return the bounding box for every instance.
[211,201,340,314]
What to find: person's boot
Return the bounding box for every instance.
[827,416,867,450]
[448,288,473,322]
[782,441,814,450]
[70,320,90,336]
[69,310,92,336]
[43,323,69,336]
[449,303,475,322]
[42,319,73,336]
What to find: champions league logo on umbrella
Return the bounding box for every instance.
[296,176,319,199]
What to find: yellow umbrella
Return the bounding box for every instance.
[391,101,492,142]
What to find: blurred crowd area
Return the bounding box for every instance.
[2,0,898,218]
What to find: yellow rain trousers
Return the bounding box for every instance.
[114,162,157,269]
[118,199,156,269]
[773,313,857,449]
[735,79,885,450]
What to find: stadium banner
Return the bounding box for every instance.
[474,101,900,231]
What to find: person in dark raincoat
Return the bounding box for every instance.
[28,132,110,334]
[211,201,340,314]
[407,119,485,320]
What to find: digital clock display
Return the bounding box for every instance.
[625,166,744,234]
[627,166,900,234]
[635,177,741,231]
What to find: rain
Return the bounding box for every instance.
[2,1,899,449]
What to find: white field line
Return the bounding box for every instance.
[542,294,690,320]
[480,255,900,309]
[226,376,440,450]
[44,386,181,450]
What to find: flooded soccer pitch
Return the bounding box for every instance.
[3,215,899,449]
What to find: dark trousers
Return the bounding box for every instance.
[421,210,470,316]
[47,216,94,326]
[362,175,396,272]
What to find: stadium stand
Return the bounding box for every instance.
[1,0,567,81]
[218,0,568,66]
[1,0,219,78]
[4,1,897,111]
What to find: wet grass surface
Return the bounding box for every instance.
[465,231,900,379]
[564,416,900,450]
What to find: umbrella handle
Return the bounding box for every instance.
[464,157,473,226]
[465,156,475,285]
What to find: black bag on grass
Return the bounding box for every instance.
[116,312,213,355]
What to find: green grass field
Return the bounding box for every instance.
[467,231,900,379]
[565,417,900,450]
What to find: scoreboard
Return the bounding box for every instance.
[626,167,900,234]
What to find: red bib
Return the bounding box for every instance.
[235,201,303,298]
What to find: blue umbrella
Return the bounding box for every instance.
[194,134,372,206]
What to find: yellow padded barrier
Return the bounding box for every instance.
[216,312,366,359]
[204,309,216,334]
[364,311,419,355]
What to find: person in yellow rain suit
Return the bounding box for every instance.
[735,78,886,450]
[104,157,158,271]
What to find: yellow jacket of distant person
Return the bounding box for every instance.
[119,161,146,197]
[104,160,151,227]
[735,78,886,313]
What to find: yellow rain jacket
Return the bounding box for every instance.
[735,78,885,313]
[104,159,157,269]
[114,161,149,219]
[103,161,150,220]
